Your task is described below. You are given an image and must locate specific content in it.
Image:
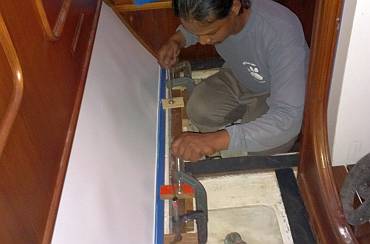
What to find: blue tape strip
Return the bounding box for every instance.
[134,0,157,5]
[154,68,166,244]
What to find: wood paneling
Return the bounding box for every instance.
[34,0,73,40]
[0,0,101,243]
[119,8,218,60]
[297,0,359,243]
[0,14,24,156]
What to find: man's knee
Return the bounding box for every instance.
[186,92,225,130]
[186,69,244,132]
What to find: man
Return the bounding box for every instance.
[158,0,309,161]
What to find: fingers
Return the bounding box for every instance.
[171,131,230,161]
[171,135,184,158]
[162,54,177,68]
[186,146,203,161]
[173,139,203,161]
[171,133,213,162]
[158,41,180,68]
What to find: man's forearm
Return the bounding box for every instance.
[169,31,186,49]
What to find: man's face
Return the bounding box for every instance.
[181,15,234,45]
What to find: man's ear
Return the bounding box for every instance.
[231,0,241,15]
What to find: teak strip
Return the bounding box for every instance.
[170,89,194,233]
[164,233,198,244]
[34,0,72,41]
[0,13,24,157]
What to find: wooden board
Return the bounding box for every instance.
[164,233,198,244]
[170,89,195,233]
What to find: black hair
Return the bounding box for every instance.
[173,0,251,22]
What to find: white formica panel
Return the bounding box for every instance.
[328,0,370,166]
[52,3,160,243]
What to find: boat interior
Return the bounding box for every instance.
[1,0,370,243]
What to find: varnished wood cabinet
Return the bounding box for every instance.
[0,1,101,243]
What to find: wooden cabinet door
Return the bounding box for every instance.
[0,0,101,243]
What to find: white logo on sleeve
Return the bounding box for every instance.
[242,61,266,83]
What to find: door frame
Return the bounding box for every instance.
[298,0,358,243]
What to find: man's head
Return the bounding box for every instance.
[173,0,251,44]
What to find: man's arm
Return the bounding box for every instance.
[158,31,186,68]
[226,29,309,152]
[158,25,198,68]
[169,30,187,48]
[177,25,199,47]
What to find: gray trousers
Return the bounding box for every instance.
[186,69,296,155]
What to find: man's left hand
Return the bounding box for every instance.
[171,130,230,162]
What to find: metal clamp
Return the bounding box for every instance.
[169,157,208,244]
[166,61,195,103]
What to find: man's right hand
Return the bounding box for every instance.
[158,40,181,68]
[158,31,186,68]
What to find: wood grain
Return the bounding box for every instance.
[297,0,359,243]
[164,233,198,244]
[0,0,101,243]
[0,13,24,157]
[117,8,219,60]
[34,0,72,40]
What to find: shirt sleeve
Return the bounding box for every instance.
[177,25,198,47]
[226,26,309,152]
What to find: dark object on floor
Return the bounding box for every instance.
[340,153,370,225]
[224,232,247,244]
[185,153,299,176]
[190,57,225,70]
[276,168,316,244]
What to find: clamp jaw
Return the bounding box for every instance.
[160,157,208,244]
[162,61,195,110]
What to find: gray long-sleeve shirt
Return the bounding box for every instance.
[178,0,309,152]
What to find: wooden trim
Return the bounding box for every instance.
[71,13,85,53]
[40,1,103,243]
[297,0,358,243]
[53,0,73,37]
[164,233,198,243]
[34,0,72,41]
[115,1,172,12]
[0,13,24,157]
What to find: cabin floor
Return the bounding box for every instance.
[163,60,316,244]
[202,171,293,244]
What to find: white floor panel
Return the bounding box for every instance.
[208,205,283,244]
[200,172,293,244]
